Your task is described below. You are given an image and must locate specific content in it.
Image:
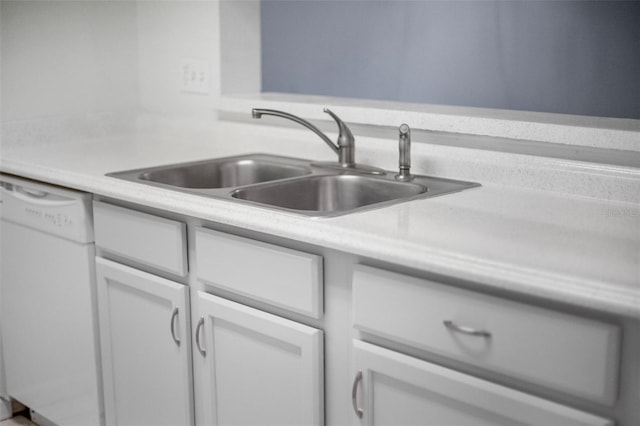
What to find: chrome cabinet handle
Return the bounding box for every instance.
[195,317,206,356]
[443,320,491,338]
[170,307,180,346]
[351,370,363,419]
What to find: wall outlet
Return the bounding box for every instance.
[181,59,210,94]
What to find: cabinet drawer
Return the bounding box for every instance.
[195,228,323,318]
[93,202,187,276]
[352,265,621,405]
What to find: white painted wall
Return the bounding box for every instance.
[0,1,138,123]
[136,1,221,118]
[0,1,228,125]
[219,0,260,95]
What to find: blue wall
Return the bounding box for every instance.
[261,0,640,119]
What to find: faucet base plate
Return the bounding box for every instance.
[311,161,386,175]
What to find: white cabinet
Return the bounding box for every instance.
[89,201,629,426]
[96,258,193,426]
[351,340,612,426]
[194,291,324,426]
[351,265,617,426]
[94,206,325,426]
[352,265,621,405]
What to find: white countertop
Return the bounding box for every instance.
[2,119,639,318]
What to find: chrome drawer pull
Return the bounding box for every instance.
[170,307,180,346]
[443,320,491,338]
[351,370,364,418]
[195,317,206,356]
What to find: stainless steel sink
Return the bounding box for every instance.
[107,153,479,217]
[108,154,312,189]
[139,159,310,188]
[232,174,426,213]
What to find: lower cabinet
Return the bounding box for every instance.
[95,258,194,426]
[93,204,325,425]
[194,291,324,426]
[351,340,612,426]
[90,202,628,426]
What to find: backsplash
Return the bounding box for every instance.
[0,111,137,148]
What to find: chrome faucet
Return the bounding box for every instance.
[252,108,383,174]
[395,123,414,181]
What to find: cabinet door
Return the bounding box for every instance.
[96,258,193,426]
[195,292,323,426]
[352,340,612,426]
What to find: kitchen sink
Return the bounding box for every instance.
[232,174,427,213]
[117,154,312,189]
[107,153,479,217]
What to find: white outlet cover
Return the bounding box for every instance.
[181,59,210,95]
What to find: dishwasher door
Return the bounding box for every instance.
[0,175,102,425]
[0,184,11,420]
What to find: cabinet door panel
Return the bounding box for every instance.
[196,292,323,426]
[352,340,612,426]
[96,258,193,426]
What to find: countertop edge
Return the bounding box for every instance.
[2,157,638,320]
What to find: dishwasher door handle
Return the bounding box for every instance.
[3,185,78,207]
[21,188,48,198]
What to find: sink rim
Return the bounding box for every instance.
[106,152,480,218]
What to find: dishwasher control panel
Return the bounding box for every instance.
[0,175,93,243]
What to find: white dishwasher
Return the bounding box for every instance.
[0,182,12,420]
[0,174,102,425]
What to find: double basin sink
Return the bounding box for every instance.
[108,154,479,217]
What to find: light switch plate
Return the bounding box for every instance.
[180,59,210,94]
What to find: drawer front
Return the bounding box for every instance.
[195,228,323,318]
[93,201,187,276]
[352,265,620,405]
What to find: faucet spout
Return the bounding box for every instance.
[251,108,339,156]
[251,107,385,174]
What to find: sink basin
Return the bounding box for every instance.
[108,154,312,189]
[232,174,427,213]
[107,153,479,217]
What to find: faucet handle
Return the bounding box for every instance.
[323,108,355,166]
[323,109,354,147]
